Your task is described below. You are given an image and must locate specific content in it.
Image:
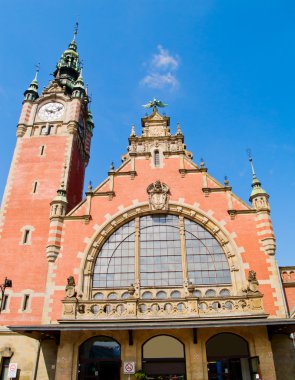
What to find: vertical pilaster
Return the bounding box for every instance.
[179,216,188,288]
[134,217,140,293]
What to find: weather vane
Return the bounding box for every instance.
[143,98,168,109]
[73,21,79,40]
[247,148,256,177]
[35,62,40,74]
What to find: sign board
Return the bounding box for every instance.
[123,361,135,374]
[8,363,18,378]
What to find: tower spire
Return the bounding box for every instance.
[33,63,40,82]
[24,63,40,101]
[72,67,85,99]
[247,150,269,210]
[53,25,80,94]
[73,21,78,41]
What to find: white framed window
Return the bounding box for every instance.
[154,150,160,167]
[22,294,30,311]
[20,225,35,245]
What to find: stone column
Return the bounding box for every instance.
[55,333,75,380]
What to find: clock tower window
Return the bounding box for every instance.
[32,181,38,194]
[40,125,52,136]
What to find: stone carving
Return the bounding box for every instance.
[64,303,75,315]
[77,304,85,314]
[128,284,136,296]
[148,125,165,137]
[65,276,77,298]
[147,180,169,210]
[244,270,261,294]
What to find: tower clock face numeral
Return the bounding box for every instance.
[38,102,64,121]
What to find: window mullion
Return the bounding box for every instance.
[179,216,188,285]
[134,217,140,287]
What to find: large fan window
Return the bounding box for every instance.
[93,215,231,288]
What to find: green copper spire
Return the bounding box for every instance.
[53,23,80,94]
[24,64,40,101]
[72,68,85,98]
[86,96,95,132]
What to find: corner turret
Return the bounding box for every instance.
[46,181,68,262]
[50,181,68,218]
[72,68,86,99]
[23,65,39,101]
[248,153,270,211]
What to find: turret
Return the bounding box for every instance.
[248,153,270,211]
[46,181,68,262]
[72,68,86,99]
[23,65,39,101]
[49,181,68,218]
[86,105,95,133]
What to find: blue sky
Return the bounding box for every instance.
[0,1,294,265]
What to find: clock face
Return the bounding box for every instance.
[38,102,64,121]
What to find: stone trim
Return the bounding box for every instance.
[0,139,23,239]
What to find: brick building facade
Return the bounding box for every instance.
[0,35,294,380]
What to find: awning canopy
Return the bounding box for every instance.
[8,317,295,340]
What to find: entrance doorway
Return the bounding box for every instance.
[142,335,186,380]
[206,333,251,380]
[78,336,121,380]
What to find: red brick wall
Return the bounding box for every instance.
[46,156,280,320]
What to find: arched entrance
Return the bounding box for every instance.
[142,335,186,380]
[206,333,252,380]
[78,336,121,380]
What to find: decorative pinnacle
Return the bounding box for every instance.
[73,21,79,40]
[247,149,268,201]
[200,158,205,168]
[130,125,136,137]
[62,164,67,182]
[110,161,115,171]
[88,180,93,192]
[247,149,256,178]
[224,176,229,186]
[34,63,40,81]
[88,92,92,108]
[56,180,66,197]
[176,122,182,135]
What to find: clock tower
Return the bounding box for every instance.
[0,30,94,324]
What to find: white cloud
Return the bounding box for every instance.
[140,45,180,90]
[141,72,179,89]
[151,45,179,71]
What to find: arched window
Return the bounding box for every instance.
[93,215,231,289]
[93,220,135,288]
